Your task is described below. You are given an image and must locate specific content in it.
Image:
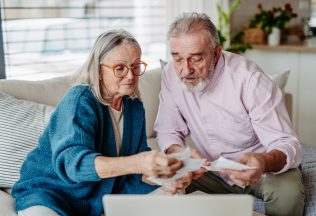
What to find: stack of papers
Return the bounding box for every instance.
[147,148,256,185]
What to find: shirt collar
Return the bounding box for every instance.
[200,52,225,95]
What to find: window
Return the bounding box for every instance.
[0,0,166,80]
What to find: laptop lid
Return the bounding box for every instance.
[103,194,253,216]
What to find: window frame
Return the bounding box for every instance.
[0,2,6,79]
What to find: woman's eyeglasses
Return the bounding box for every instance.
[101,61,147,78]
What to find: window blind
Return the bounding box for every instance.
[0,0,166,80]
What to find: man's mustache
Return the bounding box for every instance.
[179,73,200,79]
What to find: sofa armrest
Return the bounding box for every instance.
[284,93,292,121]
[0,189,17,216]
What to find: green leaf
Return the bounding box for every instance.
[228,0,241,15]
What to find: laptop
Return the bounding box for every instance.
[103,194,253,216]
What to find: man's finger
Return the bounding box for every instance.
[168,159,183,172]
[155,154,170,167]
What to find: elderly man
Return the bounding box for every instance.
[154,12,305,216]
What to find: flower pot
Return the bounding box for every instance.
[268,27,281,46]
[243,28,266,44]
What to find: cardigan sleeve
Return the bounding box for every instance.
[49,87,101,183]
[127,116,159,194]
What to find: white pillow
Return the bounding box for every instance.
[139,68,161,138]
[267,70,290,90]
[0,92,54,188]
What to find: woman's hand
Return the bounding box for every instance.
[136,150,183,178]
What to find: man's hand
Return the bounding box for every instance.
[190,149,209,180]
[166,144,208,180]
[220,153,265,187]
[165,144,186,154]
[220,150,286,187]
[160,173,193,195]
[136,150,183,178]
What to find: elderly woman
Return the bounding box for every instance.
[12,30,184,216]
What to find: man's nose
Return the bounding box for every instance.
[182,60,194,75]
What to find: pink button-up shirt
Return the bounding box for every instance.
[154,51,301,184]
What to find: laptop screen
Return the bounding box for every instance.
[103,194,253,216]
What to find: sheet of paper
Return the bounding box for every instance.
[147,148,206,185]
[204,156,256,171]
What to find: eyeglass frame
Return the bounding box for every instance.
[100,61,148,78]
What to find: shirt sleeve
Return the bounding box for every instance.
[245,71,302,174]
[154,66,189,152]
[49,89,101,183]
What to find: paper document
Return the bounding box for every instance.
[204,156,257,171]
[147,150,256,185]
[147,148,206,185]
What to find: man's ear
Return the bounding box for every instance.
[214,46,222,63]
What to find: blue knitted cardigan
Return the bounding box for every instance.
[12,85,157,216]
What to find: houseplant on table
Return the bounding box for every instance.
[249,3,297,46]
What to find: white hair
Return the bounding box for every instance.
[168,12,220,49]
[76,29,141,105]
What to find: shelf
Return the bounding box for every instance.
[251,44,316,53]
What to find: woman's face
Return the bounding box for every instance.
[100,43,141,99]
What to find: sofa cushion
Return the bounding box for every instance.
[139,68,161,138]
[0,92,54,188]
[0,75,73,106]
[301,144,316,216]
[0,190,17,216]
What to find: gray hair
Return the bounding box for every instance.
[167,12,220,49]
[76,29,141,105]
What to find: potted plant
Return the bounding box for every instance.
[217,0,251,53]
[249,3,297,46]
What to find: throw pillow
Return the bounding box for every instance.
[0,92,54,188]
[266,69,290,91]
[159,59,167,70]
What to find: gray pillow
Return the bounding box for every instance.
[0,91,54,188]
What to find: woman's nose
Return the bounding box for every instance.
[125,68,134,79]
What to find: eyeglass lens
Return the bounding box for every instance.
[114,63,146,77]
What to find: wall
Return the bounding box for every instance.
[244,48,316,145]
[230,0,310,34]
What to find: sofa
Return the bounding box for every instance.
[0,68,316,216]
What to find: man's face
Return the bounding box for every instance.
[170,30,219,92]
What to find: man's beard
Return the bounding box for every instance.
[177,60,215,92]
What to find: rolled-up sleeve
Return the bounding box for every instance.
[154,67,189,152]
[245,71,302,173]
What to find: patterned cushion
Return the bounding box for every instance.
[301,144,316,215]
[253,144,316,216]
[0,92,54,187]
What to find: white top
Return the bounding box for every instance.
[109,107,123,155]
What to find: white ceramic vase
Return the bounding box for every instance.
[268,27,281,46]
